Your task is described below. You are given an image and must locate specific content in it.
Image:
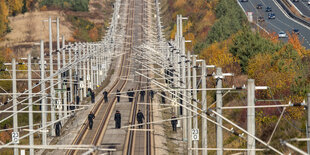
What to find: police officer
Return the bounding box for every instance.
[140,89,145,102]
[91,91,95,103]
[88,112,95,130]
[116,89,121,102]
[54,121,62,136]
[76,96,80,105]
[161,91,166,104]
[171,114,177,132]
[150,90,155,102]
[103,90,108,103]
[137,110,145,129]
[114,110,121,128]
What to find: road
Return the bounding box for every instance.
[238,0,310,48]
[291,0,310,17]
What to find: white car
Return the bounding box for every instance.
[278,31,287,38]
[308,0,310,5]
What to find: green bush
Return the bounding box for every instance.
[206,0,247,44]
[40,0,90,12]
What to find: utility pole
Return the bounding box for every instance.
[12,58,18,155]
[216,67,223,155]
[83,46,87,98]
[187,52,192,155]
[86,43,91,91]
[48,17,56,137]
[78,45,83,101]
[68,43,73,106]
[62,36,68,119]
[56,17,62,121]
[181,38,187,141]
[40,40,47,145]
[247,79,255,155]
[27,54,34,155]
[192,55,198,155]
[307,93,310,154]
[201,60,207,155]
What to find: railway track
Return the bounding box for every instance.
[66,0,155,153]
[66,0,136,154]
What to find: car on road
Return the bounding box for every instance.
[266,7,272,12]
[240,0,248,2]
[278,31,287,38]
[308,0,310,5]
[268,13,276,19]
[293,29,300,35]
[256,4,263,9]
[292,0,299,2]
[258,16,265,22]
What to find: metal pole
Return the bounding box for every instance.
[49,17,56,137]
[83,46,87,97]
[68,43,73,105]
[187,52,192,155]
[12,58,18,155]
[247,79,255,155]
[216,67,223,155]
[181,38,187,142]
[86,43,91,90]
[74,46,78,106]
[192,55,198,155]
[56,17,62,120]
[90,47,94,89]
[202,60,207,155]
[282,141,307,155]
[40,40,47,145]
[27,54,34,155]
[78,45,83,100]
[62,36,67,119]
[96,46,99,87]
[307,93,310,154]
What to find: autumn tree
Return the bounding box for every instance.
[8,0,23,16]
[0,0,9,37]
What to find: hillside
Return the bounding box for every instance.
[162,0,310,153]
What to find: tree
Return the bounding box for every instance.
[0,0,9,36]
[8,0,23,16]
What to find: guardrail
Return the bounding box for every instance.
[275,0,310,27]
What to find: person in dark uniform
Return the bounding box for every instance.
[150,90,155,102]
[161,91,166,104]
[171,114,177,132]
[127,89,131,102]
[116,89,121,102]
[88,112,95,130]
[114,110,121,128]
[54,120,62,136]
[137,110,145,129]
[103,90,108,103]
[76,96,80,105]
[140,89,145,102]
[91,91,95,103]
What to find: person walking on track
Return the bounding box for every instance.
[137,110,145,129]
[171,114,177,132]
[140,89,145,102]
[116,89,121,102]
[103,90,108,103]
[114,110,121,128]
[54,120,62,136]
[88,112,95,130]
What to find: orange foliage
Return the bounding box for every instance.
[40,5,47,11]
[2,48,14,61]
[288,32,310,57]
[200,41,238,68]
[174,0,186,8]
[8,0,23,15]
[262,31,279,44]
[0,131,11,143]
[184,33,195,50]
[89,27,98,42]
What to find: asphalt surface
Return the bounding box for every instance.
[238,0,310,48]
[291,0,310,17]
